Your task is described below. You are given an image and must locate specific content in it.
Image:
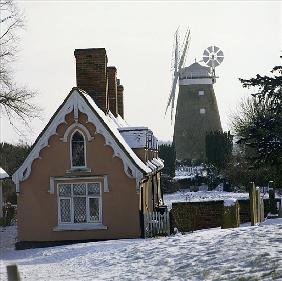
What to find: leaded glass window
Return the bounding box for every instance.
[87,183,100,196]
[73,183,86,196]
[59,184,71,197]
[58,182,101,224]
[73,197,87,223]
[71,131,85,167]
[60,198,71,223]
[89,198,100,221]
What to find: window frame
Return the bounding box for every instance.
[57,182,102,225]
[200,108,206,114]
[70,129,87,169]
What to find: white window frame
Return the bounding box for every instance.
[70,129,87,169]
[200,108,206,114]
[57,182,102,226]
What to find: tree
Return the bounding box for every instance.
[159,143,176,177]
[205,131,233,172]
[0,141,31,204]
[232,63,282,186]
[0,0,39,128]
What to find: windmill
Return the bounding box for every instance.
[165,28,191,121]
[170,38,225,162]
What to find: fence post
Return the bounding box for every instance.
[249,182,257,226]
[256,188,261,223]
[269,181,276,214]
[261,198,265,222]
[222,199,240,229]
[278,198,282,218]
[7,264,20,281]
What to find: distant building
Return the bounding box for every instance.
[13,48,164,246]
[173,62,222,162]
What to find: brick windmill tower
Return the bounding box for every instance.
[166,30,224,162]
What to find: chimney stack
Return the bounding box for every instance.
[107,66,118,117]
[74,48,108,113]
[117,79,124,118]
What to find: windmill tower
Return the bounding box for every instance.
[166,30,224,162]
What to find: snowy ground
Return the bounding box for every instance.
[163,191,250,209]
[1,219,282,281]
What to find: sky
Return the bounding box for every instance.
[1,0,281,144]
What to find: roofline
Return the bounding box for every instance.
[78,88,149,175]
[13,87,150,180]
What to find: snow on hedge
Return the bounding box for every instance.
[164,191,249,209]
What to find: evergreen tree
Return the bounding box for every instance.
[0,142,31,175]
[159,143,176,177]
[236,65,282,167]
[0,142,31,204]
[232,62,282,187]
[205,131,233,171]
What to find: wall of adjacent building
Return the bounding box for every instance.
[17,111,141,242]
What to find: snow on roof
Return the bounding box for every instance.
[106,106,158,150]
[0,167,9,180]
[118,127,148,131]
[116,115,129,128]
[81,91,152,174]
[119,129,148,149]
[107,111,129,129]
[146,158,164,173]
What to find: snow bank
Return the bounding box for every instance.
[1,221,282,281]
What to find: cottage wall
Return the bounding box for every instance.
[17,111,141,242]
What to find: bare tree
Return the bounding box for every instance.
[0,0,40,129]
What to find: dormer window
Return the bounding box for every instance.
[71,130,86,168]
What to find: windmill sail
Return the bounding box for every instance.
[165,29,179,116]
[165,28,191,122]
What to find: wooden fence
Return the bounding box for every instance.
[144,211,170,238]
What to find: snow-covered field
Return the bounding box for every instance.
[164,191,250,209]
[1,219,282,281]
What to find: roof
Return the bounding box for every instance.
[80,90,152,174]
[0,167,9,180]
[12,88,162,191]
[180,62,211,79]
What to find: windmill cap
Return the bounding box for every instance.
[180,62,211,79]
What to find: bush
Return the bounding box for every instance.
[1,203,16,226]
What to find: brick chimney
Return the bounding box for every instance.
[117,79,124,118]
[107,66,118,117]
[74,48,108,112]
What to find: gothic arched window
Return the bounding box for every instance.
[71,130,86,168]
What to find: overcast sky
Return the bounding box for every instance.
[1,1,281,144]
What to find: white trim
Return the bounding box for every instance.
[12,89,146,193]
[49,176,109,194]
[179,78,213,85]
[70,129,87,169]
[66,167,92,174]
[103,175,109,192]
[53,223,107,231]
[60,123,94,142]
